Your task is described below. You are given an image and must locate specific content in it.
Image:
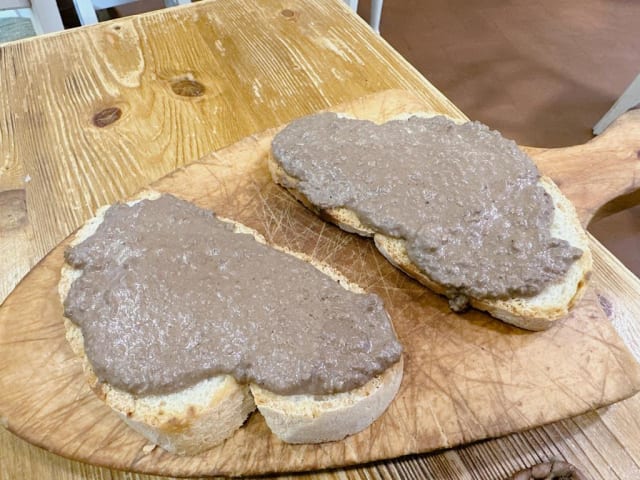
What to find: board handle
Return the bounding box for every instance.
[523,109,640,228]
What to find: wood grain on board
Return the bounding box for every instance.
[1,91,640,477]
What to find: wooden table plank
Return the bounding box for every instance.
[1,0,639,478]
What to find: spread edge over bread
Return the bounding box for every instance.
[58,190,403,455]
[267,113,592,331]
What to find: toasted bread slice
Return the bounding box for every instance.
[59,191,403,453]
[58,191,256,455]
[268,113,592,331]
[251,357,403,444]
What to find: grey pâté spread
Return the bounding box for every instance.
[272,113,583,310]
[63,194,401,396]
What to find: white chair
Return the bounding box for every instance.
[0,0,63,34]
[72,0,189,25]
[71,0,380,31]
[593,74,640,135]
[345,0,383,34]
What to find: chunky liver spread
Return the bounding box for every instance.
[64,195,401,396]
[272,113,583,309]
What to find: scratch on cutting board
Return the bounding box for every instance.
[427,403,449,448]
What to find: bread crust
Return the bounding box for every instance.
[59,190,403,453]
[267,115,592,331]
[251,357,403,444]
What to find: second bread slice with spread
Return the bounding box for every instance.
[268,112,592,331]
[59,191,403,454]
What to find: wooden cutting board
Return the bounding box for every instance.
[1,90,640,477]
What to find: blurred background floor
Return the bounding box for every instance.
[5,0,640,275]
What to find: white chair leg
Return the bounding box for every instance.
[164,0,190,6]
[344,0,358,12]
[594,74,640,135]
[370,0,383,33]
[0,0,29,8]
[71,0,98,25]
[30,0,64,32]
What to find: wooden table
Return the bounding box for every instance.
[1,0,640,478]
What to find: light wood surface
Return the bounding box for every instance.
[2,90,640,477]
[1,1,640,479]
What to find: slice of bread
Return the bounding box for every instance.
[59,190,403,454]
[268,113,592,331]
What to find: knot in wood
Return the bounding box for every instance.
[281,9,297,18]
[92,107,122,128]
[508,460,587,480]
[170,79,206,97]
[0,189,28,231]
